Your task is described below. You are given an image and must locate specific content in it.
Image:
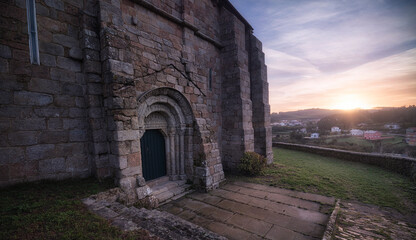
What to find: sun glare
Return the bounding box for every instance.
[331,95,371,110]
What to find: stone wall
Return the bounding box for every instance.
[0,0,272,190]
[97,0,227,192]
[250,35,273,164]
[0,0,96,186]
[274,142,416,181]
[219,6,254,171]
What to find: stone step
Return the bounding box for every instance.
[151,180,187,196]
[146,176,170,189]
[83,191,226,240]
[154,183,192,204]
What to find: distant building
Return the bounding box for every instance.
[350,129,364,136]
[384,123,400,130]
[364,130,382,140]
[299,128,307,134]
[406,127,416,146]
[289,120,302,126]
[331,126,341,133]
[310,133,320,138]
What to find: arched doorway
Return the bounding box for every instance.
[140,129,167,181]
[137,88,195,183]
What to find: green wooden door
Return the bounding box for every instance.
[140,130,167,181]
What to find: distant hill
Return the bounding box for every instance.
[271,109,343,121]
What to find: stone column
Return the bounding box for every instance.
[169,130,176,179]
[179,129,185,179]
[174,133,180,180]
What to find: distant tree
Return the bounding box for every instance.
[290,131,303,141]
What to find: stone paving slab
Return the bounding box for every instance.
[83,188,226,240]
[160,181,335,239]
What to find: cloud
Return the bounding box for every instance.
[270,49,416,112]
[229,0,416,112]
[264,48,321,86]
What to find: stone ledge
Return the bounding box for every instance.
[322,199,340,240]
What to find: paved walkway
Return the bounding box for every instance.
[160,181,336,240]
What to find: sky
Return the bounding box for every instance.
[229,0,416,113]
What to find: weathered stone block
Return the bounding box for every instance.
[35,3,49,16]
[26,144,55,161]
[0,58,9,73]
[53,34,78,48]
[0,44,12,58]
[63,119,88,130]
[69,47,83,60]
[39,41,64,56]
[84,61,101,74]
[0,147,25,164]
[13,118,46,131]
[93,142,108,155]
[61,82,84,96]
[82,35,100,50]
[50,68,76,82]
[14,91,53,106]
[44,0,64,11]
[0,91,12,104]
[54,95,75,107]
[127,152,140,167]
[57,57,81,72]
[69,108,86,118]
[88,107,102,119]
[66,155,89,172]
[87,83,103,95]
[114,130,140,141]
[111,141,131,155]
[39,157,65,174]
[28,78,59,94]
[39,131,68,144]
[119,176,136,191]
[69,129,88,142]
[8,131,38,146]
[40,54,56,67]
[136,185,151,199]
[136,176,146,187]
[107,59,133,75]
[92,129,107,142]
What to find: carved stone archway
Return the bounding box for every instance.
[137,88,194,182]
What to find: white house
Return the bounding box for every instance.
[350,129,364,136]
[331,126,341,133]
[310,133,320,138]
[384,123,400,130]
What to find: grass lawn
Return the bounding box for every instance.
[330,136,373,147]
[229,148,416,213]
[0,178,155,240]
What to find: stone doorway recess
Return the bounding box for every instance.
[140,129,167,181]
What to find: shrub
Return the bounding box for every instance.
[238,152,267,176]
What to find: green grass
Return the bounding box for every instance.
[230,148,416,213]
[0,178,155,240]
[325,136,373,147]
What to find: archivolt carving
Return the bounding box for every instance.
[137,88,194,181]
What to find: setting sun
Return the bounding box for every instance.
[331,95,372,110]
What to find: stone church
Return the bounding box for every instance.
[0,0,272,202]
